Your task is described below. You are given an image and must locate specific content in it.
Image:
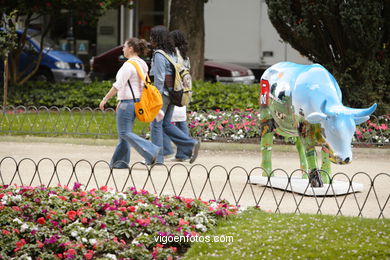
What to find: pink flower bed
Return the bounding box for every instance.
[0,183,239,259]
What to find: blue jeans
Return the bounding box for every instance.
[111,100,160,168]
[163,121,190,159]
[151,95,196,163]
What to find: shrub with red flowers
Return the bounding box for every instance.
[354,115,390,145]
[188,109,261,141]
[0,184,239,259]
[188,110,390,146]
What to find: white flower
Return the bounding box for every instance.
[82,237,88,243]
[71,231,78,237]
[105,254,117,260]
[13,195,22,202]
[21,223,29,232]
[89,238,97,245]
[1,195,9,205]
[86,227,93,233]
[13,218,23,224]
[138,203,148,208]
[117,192,127,200]
[196,223,207,232]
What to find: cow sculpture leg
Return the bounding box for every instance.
[294,137,309,178]
[298,123,324,187]
[260,110,275,177]
[320,145,332,184]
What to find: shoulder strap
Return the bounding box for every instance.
[127,60,152,86]
[127,79,136,100]
[175,48,185,66]
[155,50,176,66]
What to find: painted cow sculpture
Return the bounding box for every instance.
[259,62,377,187]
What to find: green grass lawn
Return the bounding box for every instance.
[184,208,390,259]
[0,110,149,138]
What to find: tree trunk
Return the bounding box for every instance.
[169,0,205,80]
[3,54,9,108]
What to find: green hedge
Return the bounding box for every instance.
[3,80,117,109]
[2,80,260,111]
[191,81,259,111]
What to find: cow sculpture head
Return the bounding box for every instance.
[307,101,377,164]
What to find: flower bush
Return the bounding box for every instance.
[188,109,390,145]
[188,109,261,141]
[354,115,390,145]
[0,184,239,259]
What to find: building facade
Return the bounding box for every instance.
[25,0,308,72]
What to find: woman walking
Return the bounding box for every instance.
[163,30,192,161]
[99,38,161,168]
[149,25,200,165]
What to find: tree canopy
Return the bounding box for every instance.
[0,0,133,85]
[266,0,389,113]
[0,0,132,24]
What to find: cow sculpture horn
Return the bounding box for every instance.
[322,100,377,118]
[350,103,377,117]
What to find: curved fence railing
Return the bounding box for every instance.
[1,156,389,219]
[1,105,389,146]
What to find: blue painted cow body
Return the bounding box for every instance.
[259,62,376,187]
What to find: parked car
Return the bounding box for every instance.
[204,60,255,84]
[87,45,255,84]
[0,28,86,82]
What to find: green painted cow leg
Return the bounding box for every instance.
[304,141,323,187]
[261,132,274,176]
[298,123,323,187]
[295,137,309,178]
[260,109,274,177]
[304,142,317,173]
[320,145,331,184]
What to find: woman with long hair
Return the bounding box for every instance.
[149,25,200,165]
[163,29,192,161]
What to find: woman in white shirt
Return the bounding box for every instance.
[99,38,161,168]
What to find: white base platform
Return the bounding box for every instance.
[249,176,364,196]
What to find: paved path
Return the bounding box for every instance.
[1,137,389,218]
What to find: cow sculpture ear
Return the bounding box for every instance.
[354,116,369,125]
[307,112,327,124]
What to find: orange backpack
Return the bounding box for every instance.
[127,60,163,122]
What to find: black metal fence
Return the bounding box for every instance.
[1,156,389,219]
[0,105,117,137]
[1,105,389,146]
